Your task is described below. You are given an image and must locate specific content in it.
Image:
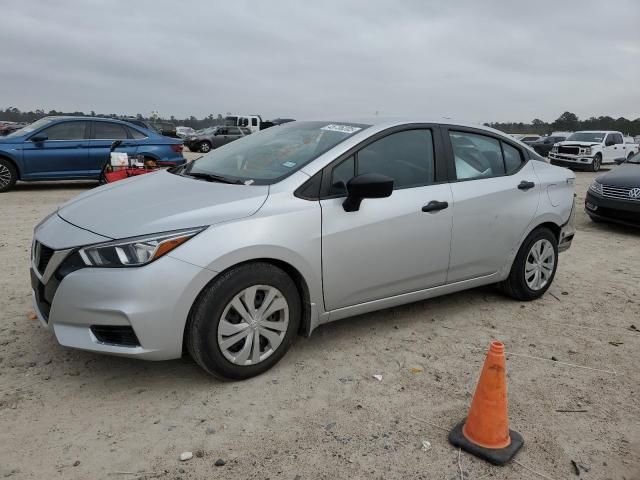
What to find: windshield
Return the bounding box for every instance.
[4,118,54,138]
[566,132,605,142]
[180,121,369,185]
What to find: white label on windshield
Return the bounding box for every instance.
[321,124,362,134]
[282,161,296,168]
[244,179,254,185]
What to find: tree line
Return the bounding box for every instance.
[0,107,227,130]
[486,111,640,136]
[2,107,640,136]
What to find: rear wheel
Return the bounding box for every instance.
[186,262,301,379]
[501,227,558,301]
[0,158,18,192]
[591,153,602,172]
[199,141,212,153]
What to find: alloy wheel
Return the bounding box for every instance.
[0,164,11,188]
[200,142,211,153]
[524,239,555,291]
[217,285,289,366]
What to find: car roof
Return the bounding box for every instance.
[41,115,143,127]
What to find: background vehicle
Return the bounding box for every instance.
[549,130,639,171]
[0,121,28,136]
[30,119,575,379]
[585,155,640,226]
[511,134,541,145]
[184,125,251,153]
[225,114,265,133]
[0,116,185,192]
[176,126,196,139]
[121,118,178,138]
[529,135,567,157]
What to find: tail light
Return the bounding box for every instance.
[170,144,184,153]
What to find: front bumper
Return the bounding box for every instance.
[548,153,594,168]
[585,191,640,227]
[31,254,215,360]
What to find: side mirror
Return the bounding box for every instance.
[342,173,393,212]
[110,140,123,151]
[30,134,48,142]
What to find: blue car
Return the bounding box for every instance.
[0,116,186,192]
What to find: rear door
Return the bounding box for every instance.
[444,127,540,283]
[320,126,453,310]
[88,121,138,175]
[22,120,90,178]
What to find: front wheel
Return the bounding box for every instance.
[501,227,558,301]
[591,154,602,172]
[0,158,18,192]
[186,262,301,380]
[198,141,212,153]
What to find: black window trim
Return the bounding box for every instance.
[441,125,529,183]
[36,119,91,141]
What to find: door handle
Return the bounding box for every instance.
[422,200,449,213]
[518,180,535,191]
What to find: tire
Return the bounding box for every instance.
[186,262,301,380]
[591,154,602,172]
[501,227,558,301]
[628,153,635,161]
[0,158,18,192]
[198,141,212,153]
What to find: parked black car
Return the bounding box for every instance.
[120,118,179,138]
[529,135,567,157]
[184,126,251,153]
[585,155,640,227]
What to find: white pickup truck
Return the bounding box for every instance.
[548,130,639,171]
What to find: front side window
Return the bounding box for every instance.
[182,121,369,185]
[329,155,355,194]
[450,131,505,180]
[227,127,241,135]
[93,122,128,140]
[42,121,87,140]
[357,129,434,189]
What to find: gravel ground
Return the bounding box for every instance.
[0,159,639,480]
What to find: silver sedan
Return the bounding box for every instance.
[30,119,576,379]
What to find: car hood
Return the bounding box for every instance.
[597,163,640,188]
[558,141,600,147]
[57,170,269,239]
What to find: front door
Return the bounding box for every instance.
[444,129,540,282]
[22,120,90,178]
[321,128,453,311]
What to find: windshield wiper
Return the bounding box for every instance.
[186,172,243,184]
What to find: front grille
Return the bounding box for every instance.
[558,146,579,155]
[90,326,141,347]
[601,184,640,202]
[36,242,55,275]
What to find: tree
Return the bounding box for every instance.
[552,111,579,131]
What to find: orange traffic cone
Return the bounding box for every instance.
[448,340,523,465]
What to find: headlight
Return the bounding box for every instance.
[589,180,603,195]
[551,145,558,153]
[579,147,592,155]
[77,227,205,267]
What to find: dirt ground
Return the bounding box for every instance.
[0,159,639,480]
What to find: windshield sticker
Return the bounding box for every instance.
[282,161,296,168]
[244,179,254,185]
[321,124,362,134]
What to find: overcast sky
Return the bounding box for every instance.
[1,0,639,123]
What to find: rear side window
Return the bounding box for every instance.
[450,131,525,179]
[251,118,258,126]
[450,132,505,179]
[502,143,524,174]
[41,121,87,140]
[356,129,434,189]
[93,122,128,140]
[227,127,241,135]
[128,127,147,139]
